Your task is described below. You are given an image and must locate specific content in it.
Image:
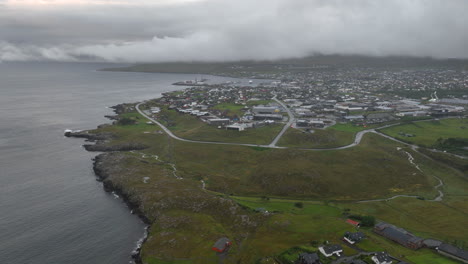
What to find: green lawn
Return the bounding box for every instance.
[407,253,460,264]
[171,133,436,200]
[379,118,468,148]
[229,197,355,263]
[277,128,355,148]
[154,107,283,145]
[232,196,466,264]
[86,107,468,264]
[345,197,468,247]
[211,102,245,118]
[329,123,373,133]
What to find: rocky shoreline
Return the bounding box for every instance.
[93,153,150,264]
[65,106,152,264]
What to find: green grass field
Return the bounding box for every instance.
[87,107,468,264]
[277,128,355,148]
[329,123,374,133]
[379,118,468,148]
[154,107,283,145]
[211,102,245,118]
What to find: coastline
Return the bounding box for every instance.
[64,97,468,263]
[66,110,152,264]
[93,154,150,264]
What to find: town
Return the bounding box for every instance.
[78,62,468,264]
[144,65,467,138]
[129,65,468,264]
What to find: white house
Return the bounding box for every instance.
[372,252,392,264]
[318,244,343,257]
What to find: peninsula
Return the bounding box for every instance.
[70,59,468,264]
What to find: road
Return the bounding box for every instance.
[268,96,295,147]
[136,102,450,202]
[136,102,280,149]
[136,102,398,151]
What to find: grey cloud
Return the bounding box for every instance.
[1,0,467,62]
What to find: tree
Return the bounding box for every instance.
[361,215,376,227]
[294,202,303,208]
[118,117,136,126]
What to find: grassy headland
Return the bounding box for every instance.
[73,103,468,264]
[379,118,468,154]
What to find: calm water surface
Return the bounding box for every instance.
[0,62,261,264]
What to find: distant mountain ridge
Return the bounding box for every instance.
[102,55,468,76]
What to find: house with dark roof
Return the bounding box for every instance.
[211,237,232,253]
[371,252,392,264]
[422,239,442,249]
[343,231,365,244]
[373,222,423,250]
[297,252,321,264]
[318,244,343,257]
[436,243,468,263]
[349,260,366,264]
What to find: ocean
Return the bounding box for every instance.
[0,62,261,264]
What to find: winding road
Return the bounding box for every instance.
[268,96,295,147]
[136,101,392,150]
[136,101,448,203]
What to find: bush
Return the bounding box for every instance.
[118,117,136,126]
[294,202,304,208]
[349,214,375,227]
[361,216,376,227]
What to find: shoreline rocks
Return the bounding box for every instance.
[83,142,148,152]
[67,126,150,264]
[64,130,114,141]
[93,154,150,264]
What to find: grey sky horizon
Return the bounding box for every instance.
[1,0,467,63]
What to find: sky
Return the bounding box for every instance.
[1,0,467,63]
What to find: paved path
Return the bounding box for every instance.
[268,96,295,147]
[136,102,393,151]
[137,102,449,203]
[357,132,446,203]
[136,102,277,149]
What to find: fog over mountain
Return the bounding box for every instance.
[1,0,467,62]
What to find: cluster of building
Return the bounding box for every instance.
[246,66,468,100]
[294,218,468,264]
[297,229,402,264]
[152,66,467,133]
[277,95,465,129]
[153,86,285,131]
[373,222,468,264]
[209,219,467,264]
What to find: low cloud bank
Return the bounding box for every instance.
[1,0,467,62]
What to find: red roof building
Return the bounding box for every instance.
[212,237,232,253]
[346,219,361,227]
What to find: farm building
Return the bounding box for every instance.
[422,239,442,249]
[436,243,468,263]
[373,222,423,250]
[207,118,230,126]
[211,237,232,253]
[346,219,360,227]
[225,124,246,131]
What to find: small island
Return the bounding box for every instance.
[69,62,468,264]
